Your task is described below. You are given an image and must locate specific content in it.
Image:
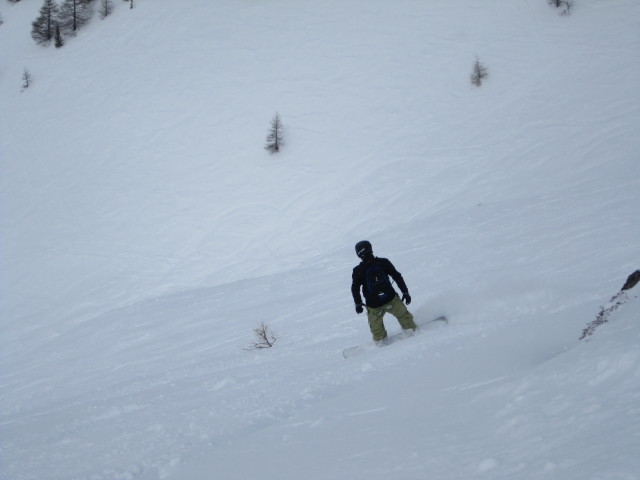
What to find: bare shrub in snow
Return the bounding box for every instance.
[470,58,488,87]
[245,322,279,350]
[580,270,640,340]
[580,291,628,340]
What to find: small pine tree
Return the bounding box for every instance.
[54,23,64,48]
[470,58,488,87]
[22,68,32,90]
[264,112,284,154]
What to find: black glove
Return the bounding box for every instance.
[401,292,411,305]
[355,303,364,314]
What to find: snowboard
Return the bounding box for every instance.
[343,315,448,359]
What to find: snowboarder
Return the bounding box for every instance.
[351,240,417,344]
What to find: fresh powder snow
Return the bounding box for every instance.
[1,0,639,479]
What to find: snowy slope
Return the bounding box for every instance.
[1,0,640,479]
[170,291,640,480]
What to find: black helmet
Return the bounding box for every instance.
[355,240,373,259]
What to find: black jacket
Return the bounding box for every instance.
[351,257,409,308]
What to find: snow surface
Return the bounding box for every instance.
[1,0,639,479]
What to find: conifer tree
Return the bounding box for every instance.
[22,69,32,90]
[264,112,284,154]
[58,0,93,35]
[31,0,60,45]
[470,58,488,87]
[54,23,64,48]
[99,0,113,19]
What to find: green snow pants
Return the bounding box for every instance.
[366,294,416,342]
